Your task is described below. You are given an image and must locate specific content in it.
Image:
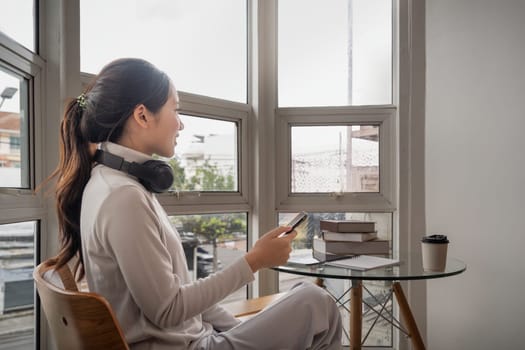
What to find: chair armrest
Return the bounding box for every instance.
[222,292,285,318]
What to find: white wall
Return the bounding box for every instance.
[426,1,525,349]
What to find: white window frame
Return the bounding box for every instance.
[0,31,45,220]
[159,91,251,213]
[33,0,425,348]
[275,105,396,213]
[0,9,45,350]
[21,0,426,349]
[79,1,254,294]
[80,76,252,214]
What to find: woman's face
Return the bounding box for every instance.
[148,86,183,158]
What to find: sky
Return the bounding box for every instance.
[1,0,391,106]
[0,0,33,112]
[1,0,389,157]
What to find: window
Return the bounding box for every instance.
[80,1,250,206]
[291,125,379,193]
[274,1,396,346]
[1,6,43,349]
[275,107,395,211]
[76,2,403,347]
[172,115,239,192]
[278,211,392,257]
[0,221,37,349]
[275,0,395,211]
[80,0,248,103]
[278,211,393,347]
[80,1,252,308]
[0,0,36,52]
[0,66,30,188]
[169,213,248,303]
[278,0,392,107]
[9,136,21,150]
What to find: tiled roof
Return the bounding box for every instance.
[0,112,20,131]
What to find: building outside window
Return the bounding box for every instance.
[0,68,29,188]
[0,221,37,350]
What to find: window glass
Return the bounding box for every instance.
[0,0,36,51]
[278,212,392,347]
[169,115,238,192]
[0,67,30,188]
[278,0,392,107]
[0,221,37,347]
[80,0,247,103]
[291,125,379,193]
[278,212,391,251]
[169,213,247,302]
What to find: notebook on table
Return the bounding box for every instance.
[287,250,354,265]
[287,251,321,265]
[326,255,399,271]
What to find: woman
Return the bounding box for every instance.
[49,58,341,349]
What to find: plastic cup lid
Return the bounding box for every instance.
[421,234,449,243]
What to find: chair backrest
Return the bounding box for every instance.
[34,259,129,350]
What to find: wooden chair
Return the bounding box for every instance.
[34,258,282,349]
[33,260,129,350]
[222,292,285,319]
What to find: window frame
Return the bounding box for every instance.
[0,7,44,350]
[160,92,251,212]
[81,72,252,214]
[0,31,45,216]
[275,105,396,213]
[37,0,427,348]
[79,0,253,303]
[276,0,394,108]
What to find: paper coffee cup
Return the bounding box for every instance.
[421,234,449,271]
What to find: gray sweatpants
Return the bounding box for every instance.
[195,282,342,350]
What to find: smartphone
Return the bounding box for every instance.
[283,211,308,235]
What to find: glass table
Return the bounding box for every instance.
[273,257,466,350]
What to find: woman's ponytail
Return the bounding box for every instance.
[46,97,93,280]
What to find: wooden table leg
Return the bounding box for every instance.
[350,280,362,349]
[392,282,426,350]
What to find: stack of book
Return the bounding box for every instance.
[313,220,390,261]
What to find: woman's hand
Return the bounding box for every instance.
[244,226,298,273]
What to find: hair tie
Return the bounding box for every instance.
[76,93,87,110]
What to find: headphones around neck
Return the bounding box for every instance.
[94,149,174,193]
